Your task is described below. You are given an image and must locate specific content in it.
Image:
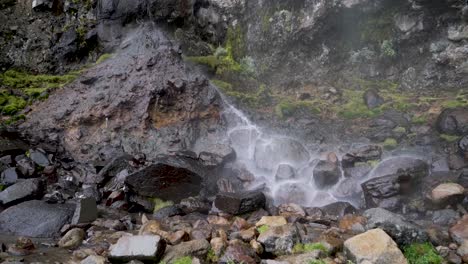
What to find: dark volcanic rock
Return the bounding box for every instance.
[370,156,429,179]
[363,89,384,109]
[342,145,382,168]
[0,167,18,185]
[313,160,341,189]
[214,190,266,215]
[71,197,98,224]
[321,202,358,218]
[29,149,50,167]
[20,24,225,163]
[436,107,468,135]
[0,178,44,206]
[0,200,75,238]
[125,158,205,202]
[364,208,428,245]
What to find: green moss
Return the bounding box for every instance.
[96,53,113,64]
[149,198,174,213]
[173,256,192,264]
[206,249,219,263]
[412,114,428,124]
[393,126,406,133]
[293,243,328,254]
[211,79,233,91]
[275,100,320,119]
[440,134,460,143]
[403,243,443,264]
[0,70,77,90]
[383,138,397,149]
[257,225,269,234]
[359,7,397,44]
[441,99,468,109]
[337,90,382,119]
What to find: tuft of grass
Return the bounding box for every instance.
[211,79,233,91]
[440,134,460,143]
[257,225,269,234]
[383,138,397,149]
[292,243,328,254]
[95,53,113,64]
[173,256,192,264]
[403,243,443,264]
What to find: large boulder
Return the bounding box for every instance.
[275,164,296,181]
[20,24,225,163]
[125,156,209,202]
[369,157,429,179]
[257,224,300,256]
[0,178,44,206]
[436,107,468,135]
[214,190,266,215]
[109,235,166,262]
[344,229,408,264]
[342,145,382,168]
[364,208,428,245]
[313,160,341,189]
[0,200,75,238]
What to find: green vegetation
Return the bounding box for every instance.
[383,138,397,149]
[206,249,219,263]
[412,114,428,124]
[338,89,382,119]
[359,7,396,44]
[381,40,396,58]
[96,53,113,64]
[440,134,460,143]
[257,225,269,234]
[393,126,406,133]
[403,243,443,264]
[173,256,192,264]
[150,198,174,213]
[292,243,328,255]
[308,260,326,264]
[275,99,320,119]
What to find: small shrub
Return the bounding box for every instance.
[393,126,406,133]
[150,198,174,213]
[206,248,219,263]
[403,243,443,264]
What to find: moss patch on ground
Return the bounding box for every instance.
[403,243,443,264]
[292,243,328,255]
[0,69,79,123]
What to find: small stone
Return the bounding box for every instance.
[29,149,50,167]
[58,228,85,249]
[255,216,287,227]
[109,235,166,262]
[313,160,341,189]
[1,168,18,185]
[257,224,299,255]
[278,203,306,218]
[430,183,465,208]
[16,158,35,177]
[275,164,296,181]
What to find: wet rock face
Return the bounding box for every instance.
[20,24,225,163]
[254,137,310,171]
[436,107,468,135]
[125,162,203,202]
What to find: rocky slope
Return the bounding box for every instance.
[0,0,467,264]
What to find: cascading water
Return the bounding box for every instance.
[221,100,346,207]
[219,96,435,208]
